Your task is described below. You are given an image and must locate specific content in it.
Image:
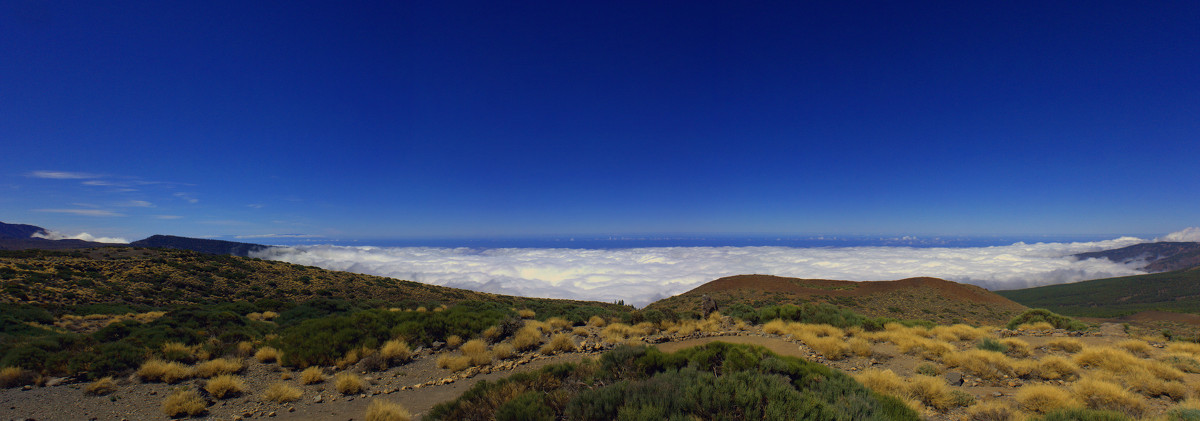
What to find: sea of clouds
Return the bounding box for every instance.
[247,230,1200,307]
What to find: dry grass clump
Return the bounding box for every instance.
[906,374,956,411]
[866,325,955,359]
[944,350,1015,380]
[235,341,255,357]
[540,334,577,355]
[586,315,606,327]
[547,317,572,331]
[930,324,989,342]
[436,355,471,372]
[854,369,908,397]
[848,337,872,357]
[964,401,1016,421]
[1166,342,1200,356]
[1123,368,1188,400]
[262,382,303,403]
[0,367,34,388]
[517,309,536,319]
[1015,384,1078,414]
[1074,345,1187,395]
[336,347,364,369]
[512,325,544,351]
[193,358,244,378]
[366,399,412,421]
[1116,339,1154,358]
[999,338,1031,358]
[794,323,844,338]
[1016,321,1056,331]
[84,376,117,395]
[162,389,207,417]
[481,326,501,342]
[572,326,590,337]
[800,335,849,360]
[1074,346,1142,372]
[300,366,325,384]
[492,343,516,360]
[1035,356,1079,380]
[1045,338,1084,353]
[763,319,788,335]
[601,323,635,343]
[204,374,245,399]
[335,372,365,394]
[855,369,968,413]
[255,346,282,363]
[137,359,192,383]
[1161,353,1200,373]
[445,335,463,350]
[161,341,198,362]
[460,339,493,365]
[1071,376,1145,418]
[380,339,412,365]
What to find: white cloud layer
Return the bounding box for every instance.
[252,236,1149,307]
[32,230,128,244]
[1159,227,1200,242]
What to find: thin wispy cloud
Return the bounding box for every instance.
[33,208,125,217]
[248,204,264,209]
[32,230,128,243]
[254,236,1149,307]
[235,233,324,239]
[174,192,199,204]
[28,170,101,179]
[154,215,183,219]
[119,200,154,207]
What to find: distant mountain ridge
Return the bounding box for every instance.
[0,221,115,251]
[0,221,48,239]
[1073,241,1200,272]
[129,235,270,257]
[996,267,1200,318]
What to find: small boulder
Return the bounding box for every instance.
[944,372,963,386]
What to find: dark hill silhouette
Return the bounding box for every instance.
[645,274,1026,325]
[0,221,116,250]
[1073,241,1200,272]
[996,267,1200,318]
[130,234,270,257]
[0,221,48,239]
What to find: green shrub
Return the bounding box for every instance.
[495,392,555,421]
[1033,408,1130,421]
[1007,309,1087,331]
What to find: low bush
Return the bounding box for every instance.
[193,358,243,378]
[204,374,245,399]
[1032,408,1130,421]
[380,339,412,365]
[517,309,536,319]
[300,366,325,384]
[255,346,281,363]
[461,339,492,365]
[914,363,940,376]
[492,343,515,360]
[1072,377,1145,418]
[84,376,117,395]
[437,355,471,372]
[586,315,606,327]
[262,382,303,403]
[511,326,543,351]
[335,372,365,394]
[445,335,463,350]
[539,334,576,355]
[977,338,1009,353]
[1006,309,1087,331]
[366,399,412,421]
[0,366,34,388]
[162,389,207,417]
[1016,385,1078,414]
[137,359,192,383]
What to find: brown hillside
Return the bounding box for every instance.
[646,274,1026,325]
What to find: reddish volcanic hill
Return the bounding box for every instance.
[646,274,1027,325]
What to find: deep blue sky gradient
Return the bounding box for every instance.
[2,1,1198,241]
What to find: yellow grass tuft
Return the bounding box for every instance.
[84,376,117,396]
[1074,346,1141,372]
[855,369,908,397]
[1116,339,1153,358]
[1045,338,1083,353]
[547,317,572,331]
[1015,384,1078,414]
[436,355,471,372]
[262,382,303,403]
[492,343,516,360]
[162,389,207,417]
[204,374,245,399]
[444,335,463,350]
[517,309,536,319]
[931,324,989,342]
[461,339,492,365]
[1035,356,1079,380]
[161,341,197,362]
[336,348,361,369]
[366,399,412,421]
[512,326,544,351]
[380,339,412,365]
[335,372,365,394]
[763,319,788,335]
[193,358,244,378]
[540,334,577,355]
[800,334,849,360]
[848,337,872,357]
[586,315,606,327]
[0,367,33,388]
[906,374,955,411]
[1161,352,1200,373]
[944,350,1014,380]
[964,401,1015,421]
[137,359,192,383]
[1071,376,1145,418]
[999,338,1031,358]
[235,341,255,357]
[481,326,501,342]
[255,346,282,363]
[1166,342,1200,356]
[1017,321,1055,331]
[572,326,589,337]
[300,366,325,384]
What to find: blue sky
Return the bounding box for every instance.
[2,1,1198,242]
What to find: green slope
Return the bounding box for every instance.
[995,268,1200,318]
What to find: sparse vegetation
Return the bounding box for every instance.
[335,372,365,394]
[255,346,281,363]
[1007,309,1088,331]
[299,366,325,384]
[366,399,412,421]
[161,389,207,417]
[137,359,192,383]
[1016,385,1078,414]
[84,376,116,395]
[262,382,303,402]
[193,358,243,378]
[204,374,245,399]
[539,333,577,355]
